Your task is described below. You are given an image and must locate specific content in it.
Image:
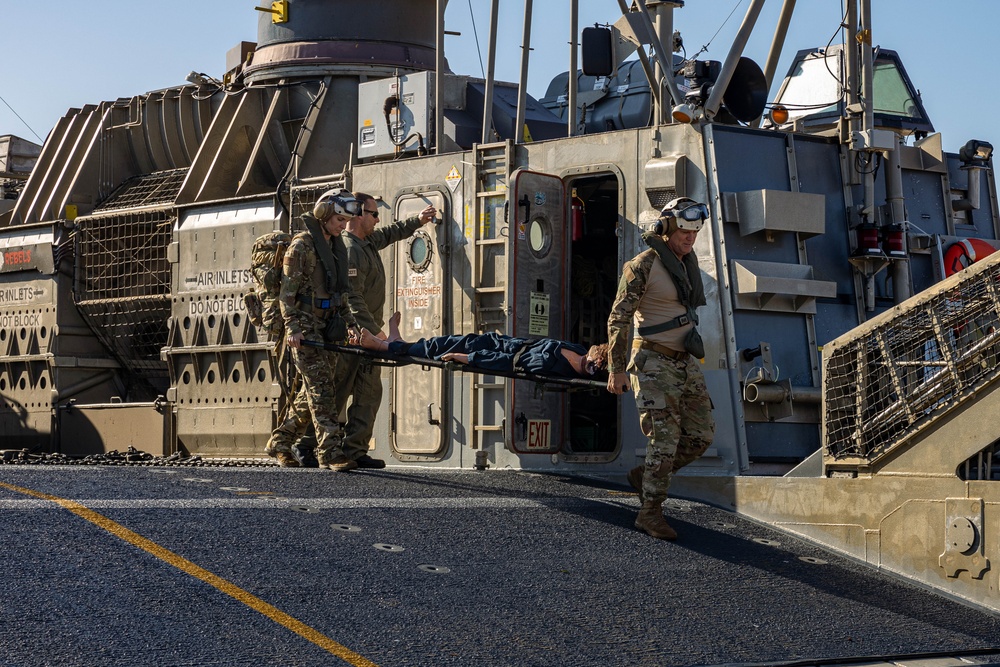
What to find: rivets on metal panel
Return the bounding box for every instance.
[373,543,405,552]
[950,517,977,553]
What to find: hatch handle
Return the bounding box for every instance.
[518,194,530,224]
[427,403,441,426]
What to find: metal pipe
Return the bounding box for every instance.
[744,382,822,404]
[860,0,874,138]
[481,0,500,143]
[514,0,534,144]
[752,0,796,127]
[568,0,578,136]
[55,371,117,402]
[859,0,875,219]
[762,0,797,93]
[652,2,675,125]
[886,134,912,301]
[845,1,859,110]
[435,0,445,154]
[704,0,766,119]
[630,0,683,107]
[614,0,661,108]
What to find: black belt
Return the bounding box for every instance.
[637,312,694,337]
[297,295,341,309]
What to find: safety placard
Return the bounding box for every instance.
[528,291,549,336]
[445,165,462,192]
[526,420,552,450]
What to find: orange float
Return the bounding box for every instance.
[943,238,997,276]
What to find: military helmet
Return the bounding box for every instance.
[313,189,361,221]
[655,197,709,235]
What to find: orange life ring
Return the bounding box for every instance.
[943,238,997,277]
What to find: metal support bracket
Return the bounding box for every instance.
[939,497,989,579]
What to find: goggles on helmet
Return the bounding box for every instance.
[319,191,362,218]
[661,199,708,231]
[332,194,362,217]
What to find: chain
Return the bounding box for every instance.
[0,446,276,468]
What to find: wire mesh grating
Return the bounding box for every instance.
[73,210,173,378]
[824,259,1000,463]
[95,169,187,212]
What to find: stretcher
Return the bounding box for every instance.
[300,339,608,390]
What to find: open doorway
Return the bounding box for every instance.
[566,174,620,456]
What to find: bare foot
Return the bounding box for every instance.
[360,328,388,351]
[387,311,402,342]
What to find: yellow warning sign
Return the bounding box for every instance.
[445,165,462,192]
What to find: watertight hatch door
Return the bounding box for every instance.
[508,169,568,454]
[390,191,450,456]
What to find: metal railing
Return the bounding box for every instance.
[823,251,1000,464]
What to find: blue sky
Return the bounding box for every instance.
[2,1,996,153]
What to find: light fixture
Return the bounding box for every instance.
[185,71,222,88]
[882,223,906,258]
[853,221,883,257]
[768,104,789,126]
[185,71,208,86]
[959,139,993,165]
[671,103,698,124]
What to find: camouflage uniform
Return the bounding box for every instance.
[608,246,715,504]
[268,213,357,466]
[335,215,423,460]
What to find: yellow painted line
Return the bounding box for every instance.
[0,481,378,667]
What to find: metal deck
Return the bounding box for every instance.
[2,465,998,666]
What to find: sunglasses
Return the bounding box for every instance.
[585,359,598,375]
[365,209,379,218]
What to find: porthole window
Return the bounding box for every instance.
[527,215,552,258]
[406,230,434,272]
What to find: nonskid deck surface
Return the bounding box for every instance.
[1,466,998,667]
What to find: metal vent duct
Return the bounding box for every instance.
[244,0,444,84]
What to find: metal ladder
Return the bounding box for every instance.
[469,140,513,457]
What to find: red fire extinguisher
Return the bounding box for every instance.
[571,190,585,241]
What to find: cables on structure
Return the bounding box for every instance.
[0,93,44,143]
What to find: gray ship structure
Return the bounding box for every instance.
[3,0,1000,621]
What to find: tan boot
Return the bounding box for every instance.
[635,501,677,540]
[325,454,358,472]
[627,466,645,504]
[275,451,300,468]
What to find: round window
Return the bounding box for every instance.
[407,230,434,272]
[527,215,552,257]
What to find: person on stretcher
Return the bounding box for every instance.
[359,312,608,378]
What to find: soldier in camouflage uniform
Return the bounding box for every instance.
[333,193,437,468]
[268,189,362,472]
[607,197,716,540]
